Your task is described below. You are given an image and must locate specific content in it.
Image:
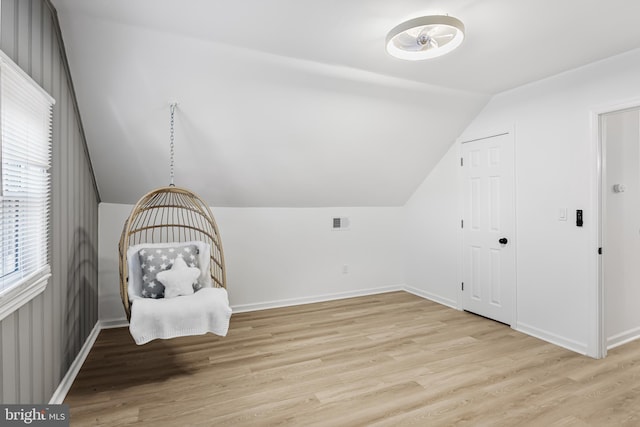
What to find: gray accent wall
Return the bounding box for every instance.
[0,0,99,403]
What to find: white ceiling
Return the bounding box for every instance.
[51,0,640,206]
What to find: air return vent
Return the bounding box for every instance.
[332,217,350,230]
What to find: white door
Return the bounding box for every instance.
[461,133,516,325]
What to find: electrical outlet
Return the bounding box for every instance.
[342,264,349,274]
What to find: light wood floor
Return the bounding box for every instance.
[65,292,640,426]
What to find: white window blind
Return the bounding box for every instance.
[0,50,55,318]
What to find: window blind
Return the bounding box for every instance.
[0,50,55,295]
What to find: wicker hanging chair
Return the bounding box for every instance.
[118,185,227,321]
[117,104,230,344]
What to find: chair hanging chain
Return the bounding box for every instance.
[169,102,176,186]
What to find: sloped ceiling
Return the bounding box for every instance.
[51,0,640,206]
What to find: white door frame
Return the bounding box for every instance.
[590,98,640,359]
[457,126,517,326]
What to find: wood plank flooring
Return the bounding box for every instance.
[64,292,640,426]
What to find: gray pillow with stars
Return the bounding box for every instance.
[137,244,202,298]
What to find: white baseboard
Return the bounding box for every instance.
[403,286,459,310]
[99,287,407,320]
[607,326,640,350]
[100,318,129,329]
[49,321,102,404]
[404,288,593,357]
[230,285,404,313]
[515,322,588,355]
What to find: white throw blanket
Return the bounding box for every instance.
[129,287,232,345]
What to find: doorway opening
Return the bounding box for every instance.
[598,106,640,357]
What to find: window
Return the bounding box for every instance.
[0,50,55,321]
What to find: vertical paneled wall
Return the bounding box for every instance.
[0,0,99,403]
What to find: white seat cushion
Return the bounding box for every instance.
[129,287,232,345]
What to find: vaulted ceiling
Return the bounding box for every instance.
[51,0,640,206]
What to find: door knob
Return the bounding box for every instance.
[499,237,508,245]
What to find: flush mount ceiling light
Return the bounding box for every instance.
[386,15,465,60]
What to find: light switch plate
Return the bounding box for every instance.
[559,208,567,221]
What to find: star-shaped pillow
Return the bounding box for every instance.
[155,256,201,299]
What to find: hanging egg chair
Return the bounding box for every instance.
[118,104,231,344]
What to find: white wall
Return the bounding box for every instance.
[98,204,132,322]
[405,48,640,356]
[404,143,461,308]
[99,203,404,322]
[604,110,640,348]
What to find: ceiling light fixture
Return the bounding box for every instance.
[386,15,465,60]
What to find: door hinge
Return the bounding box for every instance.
[598,247,602,255]
[460,157,464,166]
[461,282,464,291]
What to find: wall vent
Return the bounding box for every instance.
[332,217,350,230]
